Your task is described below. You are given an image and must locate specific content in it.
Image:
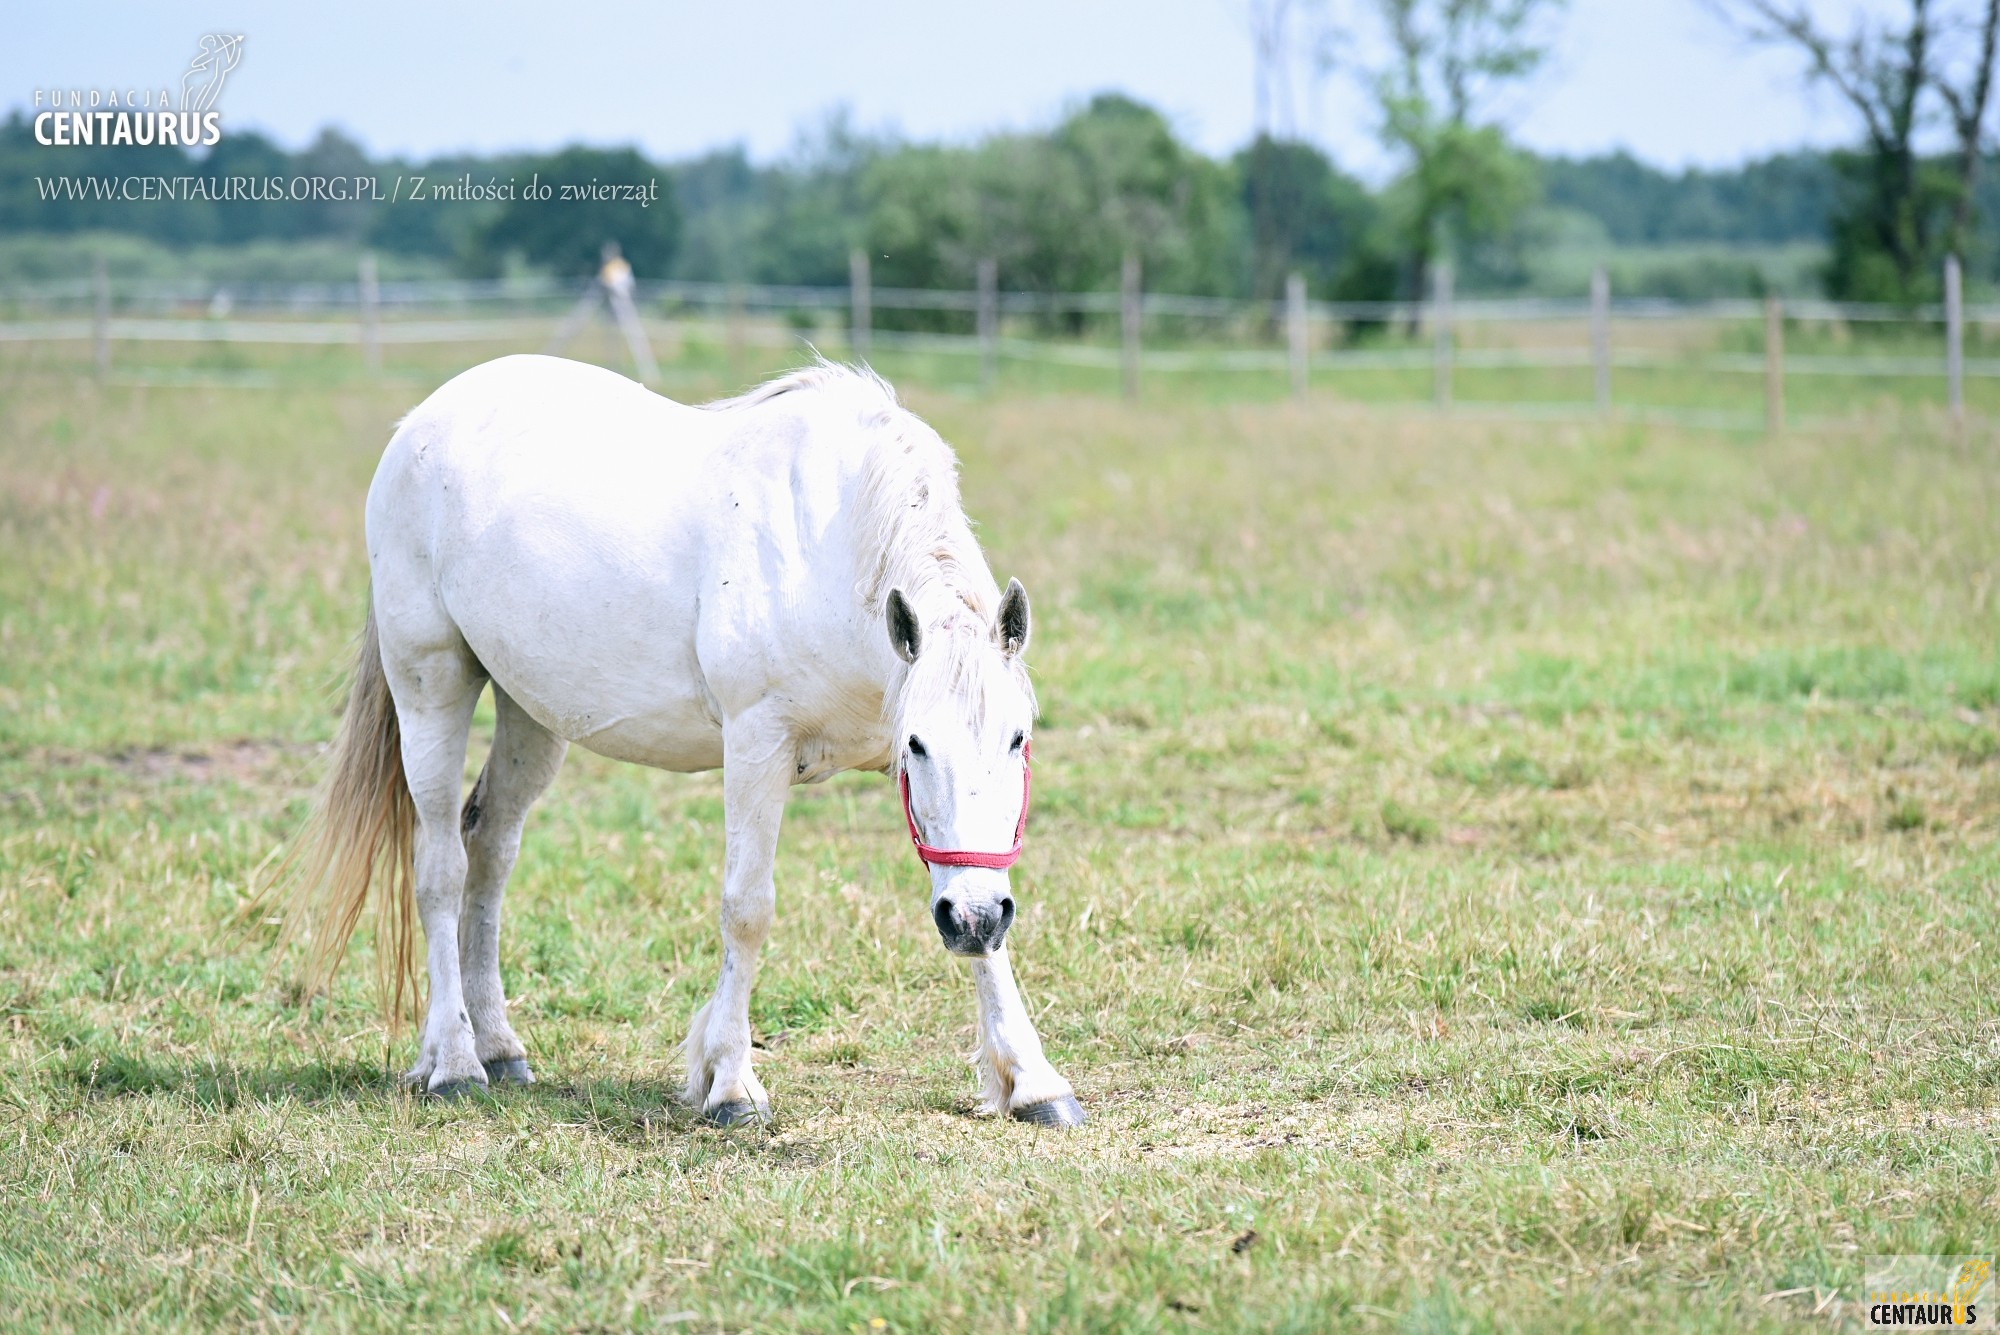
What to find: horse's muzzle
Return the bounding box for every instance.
[932,893,1015,955]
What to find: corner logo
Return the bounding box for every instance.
[31,34,245,148]
[180,35,245,114]
[1868,1256,1993,1328]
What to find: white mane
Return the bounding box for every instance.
[705,360,1035,734]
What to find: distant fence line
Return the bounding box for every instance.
[0,249,1986,426]
[4,273,1995,325]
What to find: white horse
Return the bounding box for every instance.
[280,354,1083,1127]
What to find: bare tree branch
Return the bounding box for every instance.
[1938,0,2000,244]
[1702,0,1907,152]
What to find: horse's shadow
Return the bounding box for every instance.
[60,1047,773,1144]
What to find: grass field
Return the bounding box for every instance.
[1,345,1997,1331]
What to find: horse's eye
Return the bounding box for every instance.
[1010,731,1026,752]
[907,735,927,758]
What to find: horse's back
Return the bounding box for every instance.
[378,354,714,519]
[364,355,897,772]
[367,356,732,765]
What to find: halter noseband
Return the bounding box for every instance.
[898,739,1031,870]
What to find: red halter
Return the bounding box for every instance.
[898,740,1031,870]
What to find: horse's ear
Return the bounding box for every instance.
[997,578,1030,658]
[886,588,922,664]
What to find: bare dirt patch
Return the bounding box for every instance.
[27,739,320,787]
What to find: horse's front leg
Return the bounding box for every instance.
[968,947,1084,1127]
[682,716,791,1126]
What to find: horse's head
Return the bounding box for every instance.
[886,578,1036,956]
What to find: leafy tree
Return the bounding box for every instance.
[198,132,305,244]
[480,145,680,278]
[745,111,881,287]
[280,127,374,243]
[861,143,985,294]
[861,94,1245,325]
[364,150,514,266]
[1361,0,1566,300]
[1710,0,2000,300]
[1234,134,1376,299]
[1541,149,1837,245]
[668,146,768,282]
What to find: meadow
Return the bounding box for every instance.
[0,339,1996,1331]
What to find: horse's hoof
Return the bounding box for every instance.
[483,1058,535,1086]
[427,1078,489,1101]
[705,1099,770,1128]
[1012,1095,1086,1128]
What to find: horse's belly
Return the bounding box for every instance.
[460,621,724,772]
[569,705,725,771]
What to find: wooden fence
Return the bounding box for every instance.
[3,250,1993,428]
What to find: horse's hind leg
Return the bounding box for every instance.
[458,685,567,1085]
[377,622,486,1096]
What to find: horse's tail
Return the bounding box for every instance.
[265,603,421,1026]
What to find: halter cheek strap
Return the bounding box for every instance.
[899,739,1031,870]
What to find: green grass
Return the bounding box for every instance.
[1,343,1997,1331]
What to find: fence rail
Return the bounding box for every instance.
[9,274,2000,325]
[3,253,1991,426]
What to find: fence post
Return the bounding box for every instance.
[726,284,746,384]
[849,249,871,364]
[1590,265,1611,415]
[1946,253,1965,424]
[92,254,110,380]
[1286,271,1308,400]
[1764,295,1785,435]
[605,269,661,387]
[977,257,998,394]
[1432,261,1453,410]
[1121,252,1142,400]
[359,251,381,374]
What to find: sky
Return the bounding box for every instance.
[8,1,1910,178]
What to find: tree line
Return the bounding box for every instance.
[6,0,2000,305]
[0,102,1952,298]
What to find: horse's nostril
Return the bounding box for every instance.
[933,898,957,938]
[997,897,1016,933]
